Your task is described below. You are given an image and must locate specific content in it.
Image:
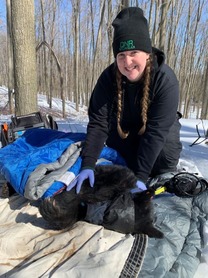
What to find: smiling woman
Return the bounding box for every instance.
[68,6,182,195]
[116,50,150,82]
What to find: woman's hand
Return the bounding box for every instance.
[130,180,147,194]
[66,169,95,194]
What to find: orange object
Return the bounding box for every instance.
[2,123,8,132]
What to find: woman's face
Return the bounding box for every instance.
[116,50,150,82]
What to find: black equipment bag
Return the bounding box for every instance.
[0,112,57,147]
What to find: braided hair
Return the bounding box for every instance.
[116,55,152,139]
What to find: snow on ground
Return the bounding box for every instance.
[179,118,208,179]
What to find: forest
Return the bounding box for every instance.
[0,0,207,119]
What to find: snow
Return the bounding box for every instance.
[179,118,208,179]
[0,86,208,277]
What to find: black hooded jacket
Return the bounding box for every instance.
[81,48,179,182]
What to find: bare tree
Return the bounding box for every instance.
[182,0,205,118]
[91,0,105,89]
[166,0,185,68]
[148,0,154,36]
[201,59,208,119]
[151,1,160,47]
[11,0,37,115]
[48,0,57,108]
[158,0,170,52]
[36,41,65,117]
[39,0,48,97]
[71,0,80,111]
[6,0,14,114]
[107,0,113,65]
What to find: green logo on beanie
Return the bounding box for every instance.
[119,40,135,51]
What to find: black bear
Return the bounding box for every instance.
[39,164,163,238]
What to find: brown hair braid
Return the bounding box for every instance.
[116,55,152,139]
[138,55,152,135]
[116,69,129,139]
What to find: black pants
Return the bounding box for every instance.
[150,112,182,177]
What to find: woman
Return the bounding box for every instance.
[68,7,182,194]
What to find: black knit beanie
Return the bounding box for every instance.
[112,7,152,57]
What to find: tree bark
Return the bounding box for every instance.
[201,60,208,119]
[11,0,37,115]
[6,0,14,114]
[158,0,169,53]
[72,0,80,112]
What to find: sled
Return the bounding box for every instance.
[190,119,208,146]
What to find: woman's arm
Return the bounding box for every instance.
[135,64,180,182]
[81,65,115,169]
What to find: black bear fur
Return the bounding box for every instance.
[39,164,163,238]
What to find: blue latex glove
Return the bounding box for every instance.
[66,169,95,194]
[130,180,147,194]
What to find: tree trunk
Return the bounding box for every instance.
[183,0,204,118]
[72,0,80,112]
[91,0,105,90]
[6,0,14,114]
[107,0,113,65]
[151,1,159,47]
[40,0,48,97]
[201,60,208,119]
[48,0,56,108]
[158,0,169,53]
[11,0,37,115]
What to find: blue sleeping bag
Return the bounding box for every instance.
[0,128,126,200]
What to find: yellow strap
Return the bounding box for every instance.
[155,186,166,195]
